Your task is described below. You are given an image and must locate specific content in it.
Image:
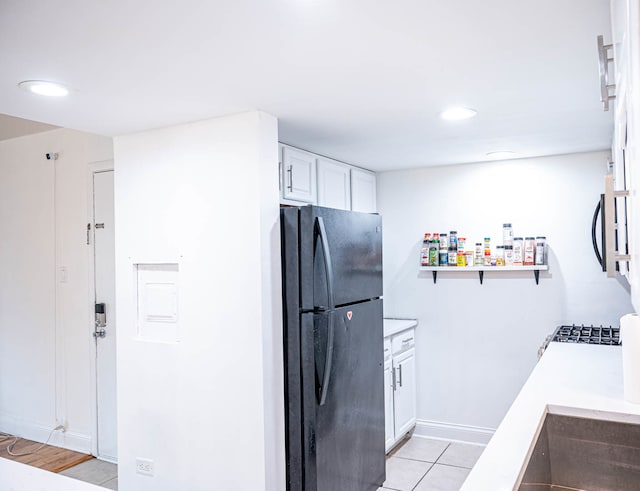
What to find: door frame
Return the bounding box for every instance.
[87,160,114,459]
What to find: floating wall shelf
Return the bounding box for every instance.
[419,265,549,285]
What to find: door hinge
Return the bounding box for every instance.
[86,223,91,245]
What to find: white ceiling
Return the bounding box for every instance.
[0,0,613,171]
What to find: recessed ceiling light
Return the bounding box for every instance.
[18,80,69,97]
[486,151,516,159]
[439,107,477,121]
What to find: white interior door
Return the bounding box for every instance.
[93,170,117,462]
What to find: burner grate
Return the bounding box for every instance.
[552,324,620,345]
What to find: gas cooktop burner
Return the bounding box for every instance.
[552,324,620,345]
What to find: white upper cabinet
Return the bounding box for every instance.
[609,0,640,310]
[281,145,317,203]
[350,168,377,213]
[317,158,351,210]
[279,143,377,212]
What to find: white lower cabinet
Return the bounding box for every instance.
[383,339,395,451]
[384,326,417,453]
[393,347,416,438]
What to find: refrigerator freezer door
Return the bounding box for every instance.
[301,300,385,491]
[299,206,382,310]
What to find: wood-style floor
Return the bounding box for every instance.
[0,434,93,473]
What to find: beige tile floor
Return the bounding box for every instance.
[59,435,483,491]
[379,436,485,491]
[60,458,118,490]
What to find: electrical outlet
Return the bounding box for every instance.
[136,458,154,476]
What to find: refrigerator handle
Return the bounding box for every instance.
[318,314,335,406]
[315,217,335,309]
[315,217,335,406]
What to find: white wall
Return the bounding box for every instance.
[378,151,634,440]
[113,111,284,491]
[0,128,113,451]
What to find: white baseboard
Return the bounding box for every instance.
[413,419,495,445]
[0,414,92,454]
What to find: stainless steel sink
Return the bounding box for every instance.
[517,412,640,490]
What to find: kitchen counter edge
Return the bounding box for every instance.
[383,318,418,338]
[460,342,640,490]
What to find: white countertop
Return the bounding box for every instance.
[383,318,418,338]
[461,342,640,490]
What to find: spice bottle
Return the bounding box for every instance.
[504,245,514,266]
[535,237,546,265]
[503,223,513,246]
[429,239,439,266]
[420,234,430,266]
[496,245,505,266]
[439,249,448,266]
[483,237,492,266]
[440,233,448,251]
[449,231,458,251]
[465,251,473,267]
[474,243,483,265]
[524,237,536,266]
[448,247,457,267]
[513,237,524,266]
[458,237,467,253]
[456,251,466,267]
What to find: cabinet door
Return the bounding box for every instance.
[384,358,395,452]
[317,158,351,210]
[350,168,377,213]
[282,146,317,203]
[393,348,416,439]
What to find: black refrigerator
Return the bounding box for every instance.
[281,205,385,491]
